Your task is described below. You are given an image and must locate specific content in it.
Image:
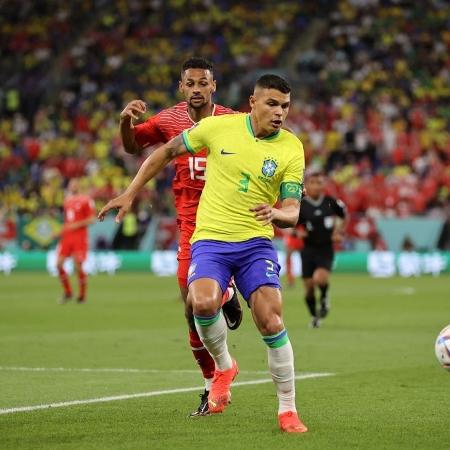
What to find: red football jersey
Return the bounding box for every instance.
[134,102,235,221]
[62,194,95,240]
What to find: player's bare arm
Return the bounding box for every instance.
[98,134,188,222]
[251,198,300,228]
[120,100,147,154]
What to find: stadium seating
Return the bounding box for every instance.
[0,0,448,250]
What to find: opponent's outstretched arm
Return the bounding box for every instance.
[98,134,187,222]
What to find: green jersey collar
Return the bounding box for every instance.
[245,114,280,141]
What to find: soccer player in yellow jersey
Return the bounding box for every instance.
[99,74,307,433]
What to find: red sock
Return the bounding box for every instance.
[189,329,215,381]
[78,269,87,299]
[58,267,72,296]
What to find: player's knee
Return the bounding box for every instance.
[259,314,284,336]
[191,292,218,316]
[313,271,327,286]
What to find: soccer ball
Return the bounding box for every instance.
[435,325,450,371]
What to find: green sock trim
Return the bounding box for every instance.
[194,311,221,327]
[262,329,289,348]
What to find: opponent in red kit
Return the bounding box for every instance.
[283,226,304,287]
[56,178,96,303]
[119,57,243,416]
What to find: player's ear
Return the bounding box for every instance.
[211,80,216,94]
[249,94,256,109]
[178,80,183,93]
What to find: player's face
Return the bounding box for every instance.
[179,69,216,109]
[305,175,325,198]
[67,179,80,195]
[249,88,290,135]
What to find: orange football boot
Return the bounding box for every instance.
[278,411,308,433]
[208,359,239,413]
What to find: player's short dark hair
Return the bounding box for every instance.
[255,74,291,94]
[182,57,214,74]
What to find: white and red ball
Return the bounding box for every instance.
[435,325,450,371]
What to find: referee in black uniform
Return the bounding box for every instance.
[297,170,347,328]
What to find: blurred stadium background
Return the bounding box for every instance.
[0,0,449,277]
[1,2,449,449]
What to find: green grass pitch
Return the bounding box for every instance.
[0,273,449,449]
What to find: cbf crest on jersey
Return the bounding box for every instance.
[261,158,278,177]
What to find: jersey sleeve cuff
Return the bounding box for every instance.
[181,130,196,155]
[280,182,302,201]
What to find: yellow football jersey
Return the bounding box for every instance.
[182,113,305,243]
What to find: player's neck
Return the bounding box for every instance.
[248,114,278,139]
[188,103,215,123]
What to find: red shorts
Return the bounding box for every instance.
[58,236,88,263]
[284,235,303,251]
[176,221,195,289]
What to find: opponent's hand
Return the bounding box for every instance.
[120,100,146,121]
[98,193,134,223]
[250,203,275,226]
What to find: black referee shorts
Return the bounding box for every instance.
[300,246,334,278]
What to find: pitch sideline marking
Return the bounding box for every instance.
[0,372,334,415]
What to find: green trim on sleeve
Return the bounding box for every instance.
[245,114,255,138]
[280,182,302,200]
[182,130,196,155]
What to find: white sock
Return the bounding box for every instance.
[267,339,296,414]
[194,311,232,371]
[204,378,213,391]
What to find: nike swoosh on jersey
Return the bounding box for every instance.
[220,149,236,155]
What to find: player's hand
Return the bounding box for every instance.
[98,193,134,223]
[250,203,274,226]
[120,100,146,121]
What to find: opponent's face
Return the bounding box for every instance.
[249,88,290,134]
[179,68,216,109]
[305,175,325,198]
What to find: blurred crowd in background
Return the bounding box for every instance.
[0,0,449,250]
